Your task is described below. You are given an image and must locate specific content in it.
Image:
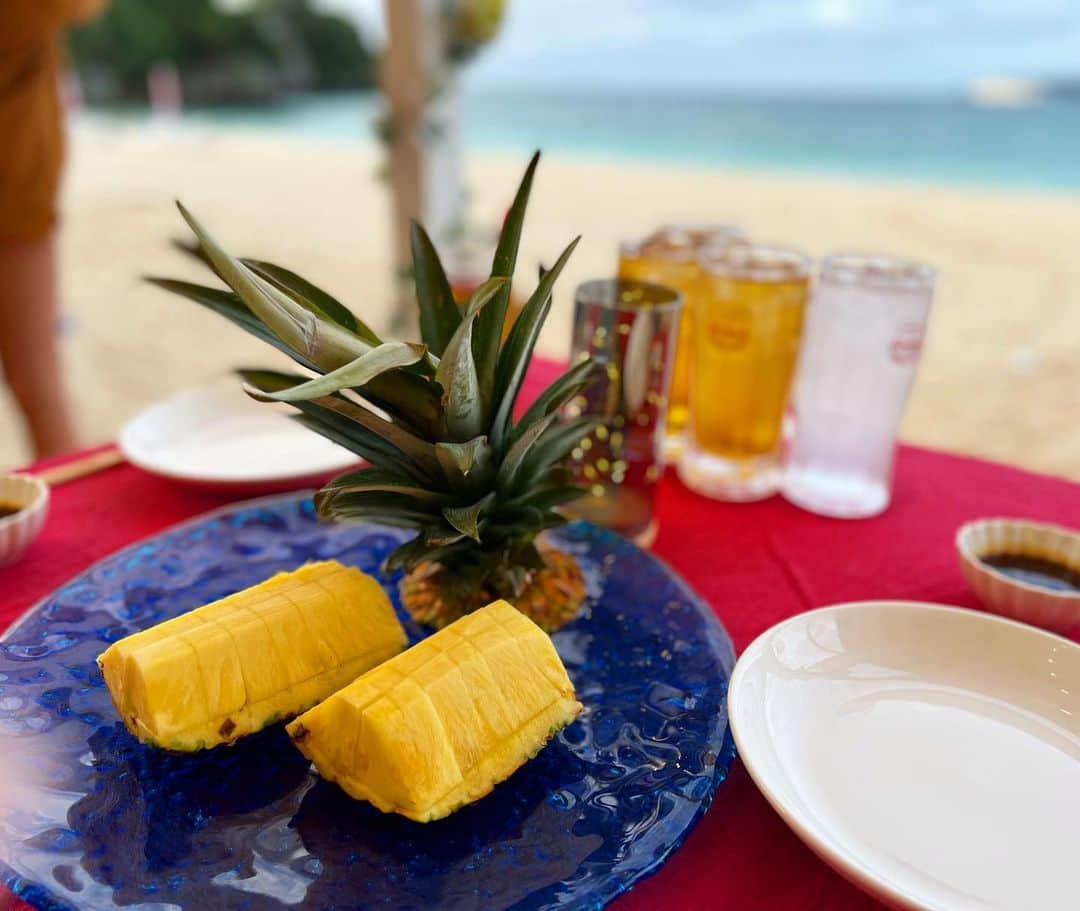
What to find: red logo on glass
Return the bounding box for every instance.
[889,321,924,364]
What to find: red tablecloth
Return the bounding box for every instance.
[3,358,1079,911]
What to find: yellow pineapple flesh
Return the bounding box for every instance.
[286,599,583,822]
[97,561,406,751]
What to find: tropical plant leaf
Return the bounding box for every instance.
[513,416,598,494]
[319,490,442,529]
[545,465,576,487]
[241,369,442,481]
[424,524,469,547]
[473,151,540,407]
[286,405,411,472]
[356,371,443,439]
[146,278,323,373]
[289,413,405,479]
[490,236,581,454]
[315,467,450,509]
[495,411,559,494]
[486,505,545,533]
[302,394,443,481]
[178,204,315,347]
[167,236,441,414]
[243,259,379,344]
[384,535,471,573]
[508,357,596,447]
[540,511,569,530]
[177,202,368,371]
[246,342,426,403]
[321,464,435,494]
[382,534,430,572]
[410,221,462,358]
[171,236,213,269]
[171,236,399,366]
[508,539,546,572]
[500,485,586,514]
[324,505,433,530]
[435,277,506,442]
[442,492,496,543]
[435,436,489,475]
[463,276,507,319]
[435,436,493,489]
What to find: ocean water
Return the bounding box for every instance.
[120,90,1080,191]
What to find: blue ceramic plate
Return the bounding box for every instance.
[0,494,735,911]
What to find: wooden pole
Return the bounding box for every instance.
[381,0,463,335]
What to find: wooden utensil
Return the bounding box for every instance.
[36,448,126,487]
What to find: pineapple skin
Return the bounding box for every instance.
[401,539,586,632]
[97,561,406,751]
[286,600,583,822]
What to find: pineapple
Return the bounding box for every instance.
[286,600,582,822]
[97,561,406,751]
[151,153,595,630]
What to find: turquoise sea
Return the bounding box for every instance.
[129,90,1080,191]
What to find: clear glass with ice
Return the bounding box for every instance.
[782,254,935,518]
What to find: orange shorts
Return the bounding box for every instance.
[0,1,106,242]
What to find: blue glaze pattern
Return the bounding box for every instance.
[0,494,735,910]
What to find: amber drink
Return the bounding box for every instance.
[678,245,809,501]
[618,224,746,461]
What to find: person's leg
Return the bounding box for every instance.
[0,232,76,458]
[0,16,84,461]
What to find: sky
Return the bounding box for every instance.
[320,0,1080,95]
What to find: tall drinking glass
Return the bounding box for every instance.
[678,245,809,501]
[783,254,935,518]
[563,279,682,547]
[617,225,747,461]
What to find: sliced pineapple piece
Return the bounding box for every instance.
[286,599,583,822]
[98,561,407,751]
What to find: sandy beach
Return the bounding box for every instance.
[2,121,1077,481]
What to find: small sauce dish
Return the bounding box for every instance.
[956,517,1080,634]
[0,474,50,567]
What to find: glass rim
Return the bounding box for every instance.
[820,252,936,292]
[618,223,748,262]
[574,278,683,313]
[700,243,812,282]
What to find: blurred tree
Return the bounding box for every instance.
[257,0,375,91]
[67,0,375,104]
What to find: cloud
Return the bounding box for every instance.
[318,0,1080,93]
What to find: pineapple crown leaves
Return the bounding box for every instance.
[434,276,507,441]
[245,341,428,404]
[149,152,598,595]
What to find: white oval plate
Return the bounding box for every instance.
[728,601,1079,911]
[119,381,358,490]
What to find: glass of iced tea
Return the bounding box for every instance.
[678,244,810,501]
[562,278,682,547]
[617,224,747,462]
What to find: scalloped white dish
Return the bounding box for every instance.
[119,381,358,490]
[728,601,1079,911]
[957,518,1080,633]
[0,473,49,566]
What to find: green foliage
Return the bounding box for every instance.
[261,0,374,91]
[68,0,375,104]
[150,153,597,612]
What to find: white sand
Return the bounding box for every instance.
[2,121,1077,481]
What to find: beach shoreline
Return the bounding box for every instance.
[2,122,1077,480]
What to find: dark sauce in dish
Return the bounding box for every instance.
[0,501,23,520]
[979,553,1080,594]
